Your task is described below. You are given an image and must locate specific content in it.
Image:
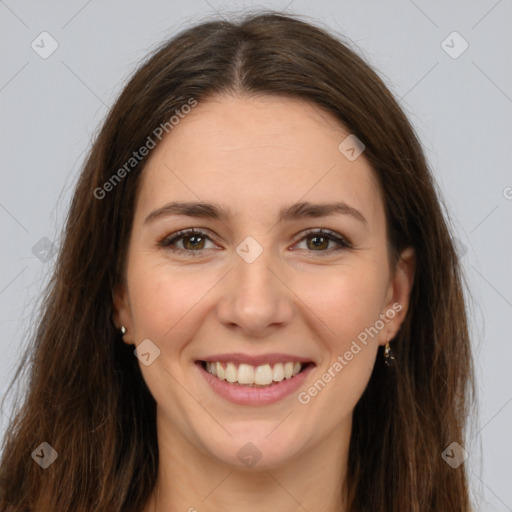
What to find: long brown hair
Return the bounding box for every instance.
[0,11,476,511]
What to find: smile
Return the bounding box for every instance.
[196,357,315,406]
[202,361,306,387]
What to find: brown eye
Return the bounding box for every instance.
[181,234,206,250]
[294,229,351,254]
[160,229,216,254]
[306,234,330,251]
[160,228,351,257]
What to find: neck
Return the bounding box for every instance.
[145,410,351,512]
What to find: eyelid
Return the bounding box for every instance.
[293,228,352,249]
[159,227,352,255]
[159,228,219,252]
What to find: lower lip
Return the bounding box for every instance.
[196,362,315,406]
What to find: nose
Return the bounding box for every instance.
[216,246,294,338]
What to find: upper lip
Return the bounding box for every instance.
[198,353,315,366]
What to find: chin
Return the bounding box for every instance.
[196,424,310,471]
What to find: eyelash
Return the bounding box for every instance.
[159,228,352,257]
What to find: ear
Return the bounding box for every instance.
[112,281,134,345]
[378,246,416,346]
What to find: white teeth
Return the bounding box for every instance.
[204,360,305,386]
[216,362,225,380]
[284,362,294,379]
[225,362,237,383]
[238,364,255,384]
[254,364,273,385]
[272,363,284,382]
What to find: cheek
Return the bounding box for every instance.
[126,258,222,348]
[293,269,386,427]
[300,263,388,349]
[128,269,179,339]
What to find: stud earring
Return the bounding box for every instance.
[120,325,126,335]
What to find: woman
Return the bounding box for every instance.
[0,11,476,511]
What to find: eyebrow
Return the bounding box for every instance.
[144,200,367,225]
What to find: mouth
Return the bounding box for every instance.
[198,360,314,387]
[195,357,316,406]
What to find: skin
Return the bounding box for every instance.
[114,94,415,512]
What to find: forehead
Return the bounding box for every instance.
[135,94,384,228]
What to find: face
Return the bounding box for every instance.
[114,94,414,470]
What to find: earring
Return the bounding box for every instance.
[120,325,126,335]
[384,340,395,366]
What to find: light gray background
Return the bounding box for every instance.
[1,0,511,509]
